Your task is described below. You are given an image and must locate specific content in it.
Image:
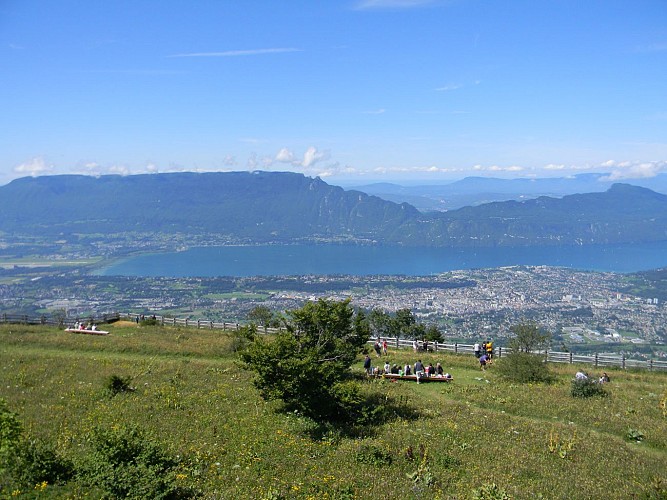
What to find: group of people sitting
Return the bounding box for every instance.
[363,355,452,381]
[73,321,98,331]
[575,370,610,383]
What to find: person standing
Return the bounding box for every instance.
[363,354,372,376]
[414,359,425,382]
[474,342,481,358]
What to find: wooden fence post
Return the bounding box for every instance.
[594,353,598,367]
[454,343,458,354]
[622,355,626,370]
[569,352,573,364]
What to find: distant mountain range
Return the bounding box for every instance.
[1,171,666,248]
[349,173,667,211]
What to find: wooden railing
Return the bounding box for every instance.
[125,313,282,334]
[4,311,663,372]
[0,312,121,327]
[370,337,667,372]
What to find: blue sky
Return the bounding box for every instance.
[1,0,666,186]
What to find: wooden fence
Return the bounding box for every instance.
[2,311,664,372]
[0,312,121,328]
[126,313,667,373]
[125,313,283,334]
[372,337,667,372]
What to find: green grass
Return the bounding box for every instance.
[1,323,666,499]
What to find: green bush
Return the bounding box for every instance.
[571,378,609,398]
[0,398,22,466]
[79,425,190,499]
[229,324,257,353]
[13,437,74,486]
[496,352,554,383]
[105,374,135,397]
[354,443,393,466]
[239,299,370,424]
[626,428,645,442]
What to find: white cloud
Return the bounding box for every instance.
[108,164,130,176]
[275,148,295,163]
[246,153,259,169]
[435,84,462,91]
[436,80,479,92]
[13,157,53,176]
[222,155,237,166]
[601,160,667,180]
[169,48,301,58]
[301,146,330,168]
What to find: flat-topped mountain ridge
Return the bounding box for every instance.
[1,171,665,247]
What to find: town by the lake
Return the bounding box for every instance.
[2,258,665,360]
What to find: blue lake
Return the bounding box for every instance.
[94,241,667,277]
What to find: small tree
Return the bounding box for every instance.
[369,309,393,338]
[508,322,550,353]
[393,308,416,339]
[247,305,274,329]
[423,325,443,343]
[498,322,554,383]
[239,299,370,423]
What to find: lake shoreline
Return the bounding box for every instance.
[92,241,667,278]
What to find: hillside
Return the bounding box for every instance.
[0,323,665,498]
[1,172,667,248]
[0,171,418,242]
[351,173,667,211]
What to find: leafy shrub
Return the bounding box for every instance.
[354,443,393,466]
[229,324,257,353]
[105,374,135,396]
[13,437,74,486]
[79,425,189,499]
[140,318,159,326]
[239,299,369,424]
[0,399,22,465]
[496,352,554,383]
[626,428,645,442]
[571,378,608,398]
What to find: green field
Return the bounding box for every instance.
[1,322,666,498]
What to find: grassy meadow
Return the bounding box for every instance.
[1,322,666,499]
